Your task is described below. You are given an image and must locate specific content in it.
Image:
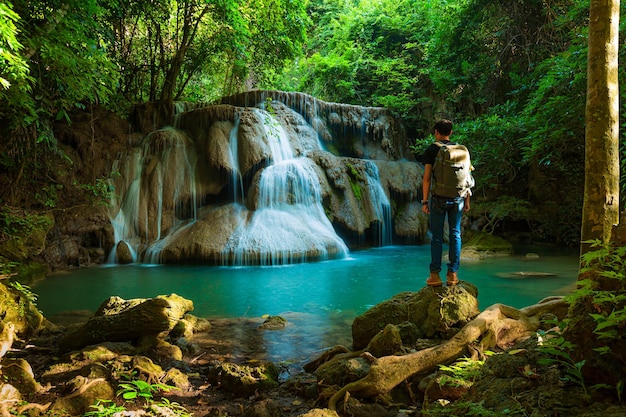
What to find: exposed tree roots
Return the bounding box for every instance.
[328,297,568,410]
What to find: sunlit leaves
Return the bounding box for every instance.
[0,1,28,89]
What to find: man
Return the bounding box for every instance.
[421,119,472,287]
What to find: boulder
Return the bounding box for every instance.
[0,282,44,340]
[208,362,279,398]
[115,240,133,264]
[462,232,514,257]
[352,285,480,350]
[58,294,194,352]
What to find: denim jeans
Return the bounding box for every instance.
[429,196,464,274]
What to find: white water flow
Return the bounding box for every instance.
[365,162,392,246]
[229,115,245,203]
[224,111,349,265]
[107,150,142,263]
[108,129,198,263]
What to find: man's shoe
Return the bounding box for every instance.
[426,272,443,287]
[446,271,459,286]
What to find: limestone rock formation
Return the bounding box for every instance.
[45,91,428,268]
[103,91,426,266]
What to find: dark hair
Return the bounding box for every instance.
[434,119,453,136]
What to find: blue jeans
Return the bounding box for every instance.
[429,196,464,274]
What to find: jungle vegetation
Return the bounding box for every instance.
[0,0,624,245]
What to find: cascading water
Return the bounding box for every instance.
[222,110,349,265]
[365,162,393,246]
[228,114,244,203]
[108,127,198,264]
[105,92,414,266]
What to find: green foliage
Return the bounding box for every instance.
[84,400,126,417]
[73,173,119,206]
[0,206,52,238]
[575,240,626,343]
[537,319,589,397]
[471,196,532,234]
[537,241,626,401]
[452,108,527,194]
[116,378,175,402]
[34,184,62,209]
[346,163,363,201]
[297,0,438,128]
[85,375,189,417]
[437,355,490,388]
[151,398,193,417]
[0,1,29,89]
[7,280,37,305]
[295,0,617,244]
[0,260,19,277]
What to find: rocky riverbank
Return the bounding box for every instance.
[2,278,626,417]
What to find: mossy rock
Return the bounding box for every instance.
[0,358,41,396]
[258,315,287,330]
[463,232,513,255]
[0,213,53,262]
[352,284,479,349]
[50,377,115,415]
[314,356,370,387]
[0,281,44,339]
[209,362,279,397]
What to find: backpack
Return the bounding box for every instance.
[432,141,475,198]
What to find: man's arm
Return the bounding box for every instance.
[422,164,432,213]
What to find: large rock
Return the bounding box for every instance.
[462,232,514,258]
[158,204,246,263]
[208,362,279,398]
[58,294,194,352]
[352,284,480,350]
[0,282,44,340]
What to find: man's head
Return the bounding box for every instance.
[434,119,453,137]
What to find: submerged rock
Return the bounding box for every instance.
[462,232,514,258]
[259,315,288,330]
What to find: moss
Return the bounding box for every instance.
[0,208,54,262]
[0,281,44,338]
[463,232,513,254]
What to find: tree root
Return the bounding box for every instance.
[328,297,567,410]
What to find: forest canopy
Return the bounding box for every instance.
[0,0,625,244]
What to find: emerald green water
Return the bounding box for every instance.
[33,245,579,365]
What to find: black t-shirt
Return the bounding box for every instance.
[422,140,456,166]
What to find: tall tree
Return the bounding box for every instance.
[107,0,308,104]
[580,0,620,254]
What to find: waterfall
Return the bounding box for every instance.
[107,128,198,263]
[229,114,244,203]
[104,92,412,266]
[222,111,349,266]
[365,162,392,246]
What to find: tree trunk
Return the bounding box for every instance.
[580,0,620,256]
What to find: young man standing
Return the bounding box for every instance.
[421,119,472,287]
